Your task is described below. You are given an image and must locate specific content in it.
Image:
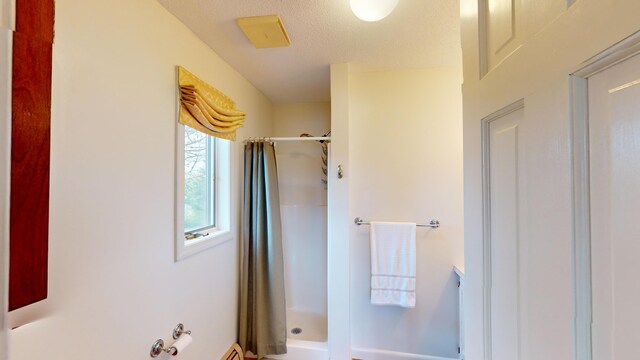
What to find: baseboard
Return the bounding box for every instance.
[351,347,459,360]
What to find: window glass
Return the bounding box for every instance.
[184,126,215,234]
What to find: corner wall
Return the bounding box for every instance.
[348,68,464,359]
[9,0,273,359]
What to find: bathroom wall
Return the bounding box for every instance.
[273,103,330,326]
[348,68,464,359]
[9,0,273,359]
[274,103,330,208]
[0,0,11,358]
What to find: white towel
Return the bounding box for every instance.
[370,221,416,308]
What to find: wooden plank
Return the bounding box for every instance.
[9,27,52,311]
[14,0,53,42]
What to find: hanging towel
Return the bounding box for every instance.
[370,221,417,308]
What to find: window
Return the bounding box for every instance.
[176,124,232,261]
[184,126,216,238]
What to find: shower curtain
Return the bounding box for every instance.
[239,141,287,359]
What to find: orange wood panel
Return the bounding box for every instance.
[14,0,54,42]
[9,0,54,311]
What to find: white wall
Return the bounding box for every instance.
[348,68,464,359]
[274,103,330,207]
[461,0,640,359]
[0,0,12,28]
[273,103,330,319]
[327,64,352,359]
[9,0,273,359]
[0,0,12,358]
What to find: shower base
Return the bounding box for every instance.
[268,309,328,360]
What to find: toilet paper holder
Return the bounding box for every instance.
[150,323,192,357]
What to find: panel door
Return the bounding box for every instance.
[488,107,523,360]
[589,52,640,360]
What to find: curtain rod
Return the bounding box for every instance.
[244,137,330,142]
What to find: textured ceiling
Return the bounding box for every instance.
[157,0,461,103]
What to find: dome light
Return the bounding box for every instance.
[350,0,399,22]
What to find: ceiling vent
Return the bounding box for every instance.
[236,15,291,49]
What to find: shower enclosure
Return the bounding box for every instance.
[262,127,329,359]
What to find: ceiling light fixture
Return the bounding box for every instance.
[350,0,399,22]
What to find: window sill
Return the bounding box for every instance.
[175,229,233,261]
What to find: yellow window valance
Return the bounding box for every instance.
[177,66,245,141]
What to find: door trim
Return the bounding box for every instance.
[0,0,13,358]
[480,98,525,360]
[569,29,640,360]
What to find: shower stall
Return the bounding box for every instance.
[271,135,329,360]
[268,104,331,360]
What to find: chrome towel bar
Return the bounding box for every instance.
[354,217,440,229]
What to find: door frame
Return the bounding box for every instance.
[569,30,640,360]
[0,0,14,358]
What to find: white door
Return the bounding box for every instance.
[589,52,640,360]
[487,107,523,360]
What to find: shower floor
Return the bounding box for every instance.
[286,309,327,342]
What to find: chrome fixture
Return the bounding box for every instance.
[150,323,192,357]
[354,217,440,228]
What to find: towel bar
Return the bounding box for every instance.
[354,217,440,228]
